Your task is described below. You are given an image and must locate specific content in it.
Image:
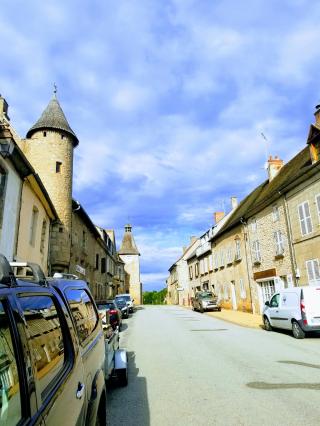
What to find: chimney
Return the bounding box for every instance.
[214,212,225,224]
[315,104,320,127]
[231,197,238,210]
[190,236,197,244]
[0,96,10,121]
[267,155,284,181]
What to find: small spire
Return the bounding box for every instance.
[53,83,57,97]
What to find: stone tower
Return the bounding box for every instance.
[25,90,79,273]
[118,224,142,304]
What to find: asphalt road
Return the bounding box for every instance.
[107,306,320,426]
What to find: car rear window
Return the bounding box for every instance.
[97,303,114,310]
[65,289,98,345]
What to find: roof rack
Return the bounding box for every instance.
[53,272,79,280]
[0,255,16,286]
[10,261,47,286]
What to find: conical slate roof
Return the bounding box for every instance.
[118,224,140,255]
[26,94,79,146]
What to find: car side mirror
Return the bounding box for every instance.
[265,301,270,307]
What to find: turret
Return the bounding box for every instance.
[25,88,78,272]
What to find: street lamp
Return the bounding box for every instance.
[0,138,14,158]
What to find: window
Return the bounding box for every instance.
[61,134,65,140]
[220,250,225,267]
[29,206,39,246]
[200,259,204,275]
[43,131,46,137]
[204,258,208,274]
[274,230,285,256]
[213,252,218,269]
[306,259,320,284]
[272,205,280,222]
[252,240,261,263]
[0,165,7,228]
[270,293,280,308]
[251,218,257,232]
[95,254,99,270]
[40,220,47,253]
[18,295,65,398]
[235,238,241,260]
[101,257,106,274]
[260,280,275,304]
[208,255,213,271]
[65,289,98,345]
[0,301,22,425]
[298,201,313,236]
[55,161,62,173]
[195,263,199,278]
[226,246,232,264]
[316,194,320,219]
[189,265,193,280]
[239,279,246,299]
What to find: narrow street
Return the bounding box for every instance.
[107,306,320,426]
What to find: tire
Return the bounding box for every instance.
[117,368,128,387]
[95,394,106,426]
[263,316,273,331]
[292,320,305,339]
[200,305,204,314]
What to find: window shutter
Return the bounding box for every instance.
[298,204,307,235]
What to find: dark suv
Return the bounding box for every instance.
[0,254,106,426]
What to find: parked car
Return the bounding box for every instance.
[96,300,122,330]
[114,297,129,318]
[0,254,106,426]
[115,293,134,313]
[191,291,221,313]
[263,285,320,339]
[103,324,128,386]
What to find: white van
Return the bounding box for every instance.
[263,285,320,339]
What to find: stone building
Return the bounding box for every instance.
[12,91,117,298]
[0,99,57,272]
[118,224,142,304]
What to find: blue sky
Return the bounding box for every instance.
[1,0,320,290]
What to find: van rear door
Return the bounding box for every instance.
[303,287,320,326]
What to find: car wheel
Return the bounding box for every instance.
[263,316,273,331]
[117,368,128,387]
[292,320,305,339]
[200,306,204,313]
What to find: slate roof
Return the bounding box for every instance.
[26,95,79,146]
[217,145,314,237]
[118,225,140,255]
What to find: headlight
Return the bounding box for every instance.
[202,301,208,306]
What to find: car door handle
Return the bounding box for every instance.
[76,382,85,399]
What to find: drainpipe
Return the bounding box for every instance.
[240,217,254,313]
[13,179,24,261]
[281,191,298,285]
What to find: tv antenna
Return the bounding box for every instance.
[261,132,269,170]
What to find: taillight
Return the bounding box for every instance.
[300,299,307,324]
[110,309,117,315]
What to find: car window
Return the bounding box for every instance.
[0,300,22,426]
[65,289,98,345]
[18,295,65,399]
[270,293,280,308]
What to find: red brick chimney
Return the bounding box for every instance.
[214,212,225,224]
[267,155,284,181]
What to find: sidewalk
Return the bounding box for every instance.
[206,309,263,329]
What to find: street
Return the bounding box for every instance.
[107,306,320,426]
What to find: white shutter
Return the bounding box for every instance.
[298,202,313,236]
[316,195,320,217]
[306,259,320,283]
[239,279,246,299]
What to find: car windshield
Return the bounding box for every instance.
[116,296,130,302]
[97,303,114,310]
[199,292,213,299]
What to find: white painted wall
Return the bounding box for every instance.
[0,159,22,260]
